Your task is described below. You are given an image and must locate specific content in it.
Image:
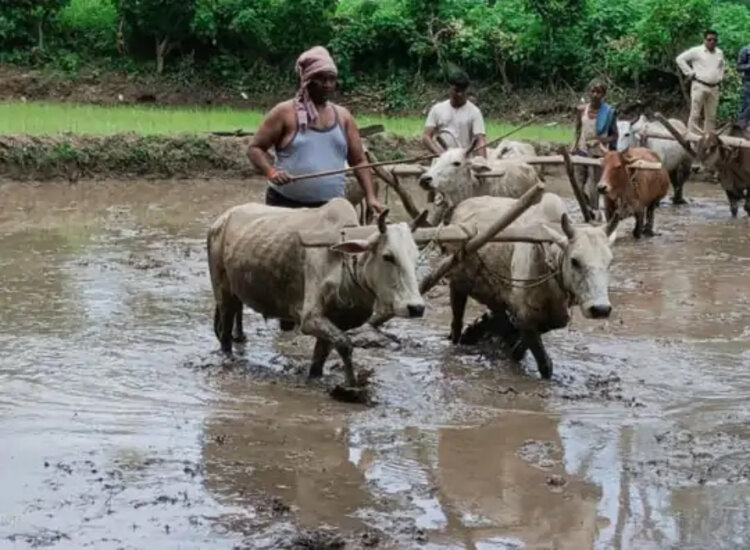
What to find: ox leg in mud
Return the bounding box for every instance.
[449,282,469,344]
[309,339,333,378]
[644,203,658,236]
[520,330,553,379]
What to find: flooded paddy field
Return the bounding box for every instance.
[0,175,749,549]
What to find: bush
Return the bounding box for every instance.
[0,0,749,112]
[59,0,119,57]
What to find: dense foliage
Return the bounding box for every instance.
[1,0,748,114]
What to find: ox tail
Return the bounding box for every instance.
[213,304,221,341]
[207,215,228,344]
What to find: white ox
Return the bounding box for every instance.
[488,139,545,179]
[207,198,425,387]
[418,144,541,225]
[617,115,693,204]
[444,193,618,379]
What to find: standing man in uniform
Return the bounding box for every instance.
[248,46,382,213]
[423,70,487,157]
[676,30,725,135]
[736,42,750,131]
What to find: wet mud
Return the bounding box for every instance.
[1,175,749,549]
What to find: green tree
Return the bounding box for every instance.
[0,0,69,52]
[117,0,196,73]
[635,0,711,101]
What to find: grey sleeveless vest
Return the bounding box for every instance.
[269,106,348,203]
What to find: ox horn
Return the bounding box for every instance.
[410,209,430,232]
[377,208,390,234]
[464,135,480,156]
[560,213,575,239]
[605,212,620,236]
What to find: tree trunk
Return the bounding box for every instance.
[675,69,689,104]
[155,36,170,74]
[497,56,511,91]
[37,20,44,50]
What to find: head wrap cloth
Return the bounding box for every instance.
[295,46,338,130]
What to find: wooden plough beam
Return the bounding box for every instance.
[647,113,750,149]
[298,221,556,248]
[367,182,546,328]
[642,129,750,149]
[385,155,663,178]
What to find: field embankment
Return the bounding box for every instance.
[0,101,568,181]
[0,132,452,181]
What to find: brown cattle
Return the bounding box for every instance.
[597,147,670,239]
[695,129,750,217]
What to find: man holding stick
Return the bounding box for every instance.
[248,46,383,213]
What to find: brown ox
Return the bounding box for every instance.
[597,148,669,239]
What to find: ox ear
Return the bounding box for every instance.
[469,156,492,174]
[560,213,575,240]
[541,224,568,250]
[330,239,373,255]
[377,208,390,234]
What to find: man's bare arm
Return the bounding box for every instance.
[341,107,383,213]
[474,134,487,158]
[571,107,583,151]
[422,126,444,155]
[248,104,291,184]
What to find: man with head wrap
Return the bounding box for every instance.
[248,46,382,212]
[570,78,619,213]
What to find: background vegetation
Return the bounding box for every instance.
[0,0,748,119]
[0,100,572,140]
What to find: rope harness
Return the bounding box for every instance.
[473,243,565,290]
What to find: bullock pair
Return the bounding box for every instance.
[208,141,620,387]
[416,142,618,379]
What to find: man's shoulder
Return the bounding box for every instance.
[680,45,701,56]
[430,99,451,112]
[270,99,296,117]
[465,100,483,114]
[330,103,353,125]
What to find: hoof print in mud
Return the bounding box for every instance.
[545,474,567,492]
[330,384,371,404]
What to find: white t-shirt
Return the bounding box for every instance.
[425,100,486,148]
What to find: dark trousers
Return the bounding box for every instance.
[265,187,327,208]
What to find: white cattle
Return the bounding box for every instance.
[418,143,541,225]
[488,139,545,179]
[444,193,618,379]
[207,198,425,387]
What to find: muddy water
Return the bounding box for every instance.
[0,176,748,550]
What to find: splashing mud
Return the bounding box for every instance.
[0,175,749,549]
